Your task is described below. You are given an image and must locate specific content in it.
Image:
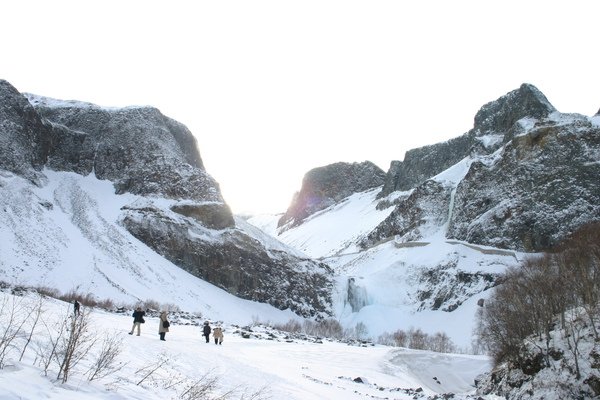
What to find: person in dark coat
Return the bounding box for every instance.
[73,300,80,316]
[129,307,145,336]
[202,321,211,343]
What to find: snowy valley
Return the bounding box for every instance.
[1,78,600,399]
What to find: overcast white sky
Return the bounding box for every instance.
[3,1,599,214]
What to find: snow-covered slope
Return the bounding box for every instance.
[276,188,396,258]
[0,169,299,326]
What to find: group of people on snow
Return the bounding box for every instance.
[128,308,224,344]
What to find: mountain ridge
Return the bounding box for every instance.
[0,79,333,318]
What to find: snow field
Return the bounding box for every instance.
[0,291,492,400]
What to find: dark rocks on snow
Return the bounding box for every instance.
[379,134,474,196]
[363,180,451,248]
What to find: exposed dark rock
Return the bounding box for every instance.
[26,94,219,202]
[278,161,385,228]
[448,116,600,251]
[171,203,235,230]
[363,180,451,247]
[370,84,600,252]
[0,80,52,181]
[379,83,556,198]
[122,205,333,317]
[472,83,555,135]
[379,134,475,196]
[520,352,545,376]
[413,260,498,312]
[585,375,600,397]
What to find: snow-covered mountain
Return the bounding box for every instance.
[0,79,331,321]
[2,78,599,354]
[249,84,600,349]
[249,180,523,349]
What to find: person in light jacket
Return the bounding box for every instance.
[159,311,170,341]
[129,306,145,336]
[213,325,223,345]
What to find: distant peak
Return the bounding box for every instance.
[473,83,556,134]
[278,161,386,228]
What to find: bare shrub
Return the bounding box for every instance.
[19,294,45,361]
[377,328,456,353]
[302,318,343,339]
[407,328,427,350]
[0,295,29,368]
[161,303,181,313]
[36,312,69,376]
[34,286,60,299]
[273,319,302,333]
[393,329,408,347]
[86,333,125,381]
[476,222,600,366]
[136,353,169,386]
[142,299,161,311]
[427,332,455,353]
[95,298,116,310]
[236,386,271,400]
[376,332,396,346]
[177,370,219,400]
[56,308,97,383]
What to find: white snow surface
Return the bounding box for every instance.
[275,188,397,258]
[0,290,497,400]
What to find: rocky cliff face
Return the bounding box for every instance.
[0,80,333,317]
[379,84,557,197]
[365,84,599,252]
[0,81,51,181]
[379,134,475,196]
[278,161,386,229]
[122,209,332,317]
[26,94,220,202]
[448,113,600,251]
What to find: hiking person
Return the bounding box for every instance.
[159,311,170,341]
[129,306,145,336]
[73,300,80,316]
[202,321,211,343]
[213,325,223,345]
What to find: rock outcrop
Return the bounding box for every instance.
[379,84,556,197]
[0,81,51,181]
[122,208,332,317]
[26,94,221,202]
[369,84,600,251]
[448,114,600,251]
[278,161,386,228]
[379,134,474,195]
